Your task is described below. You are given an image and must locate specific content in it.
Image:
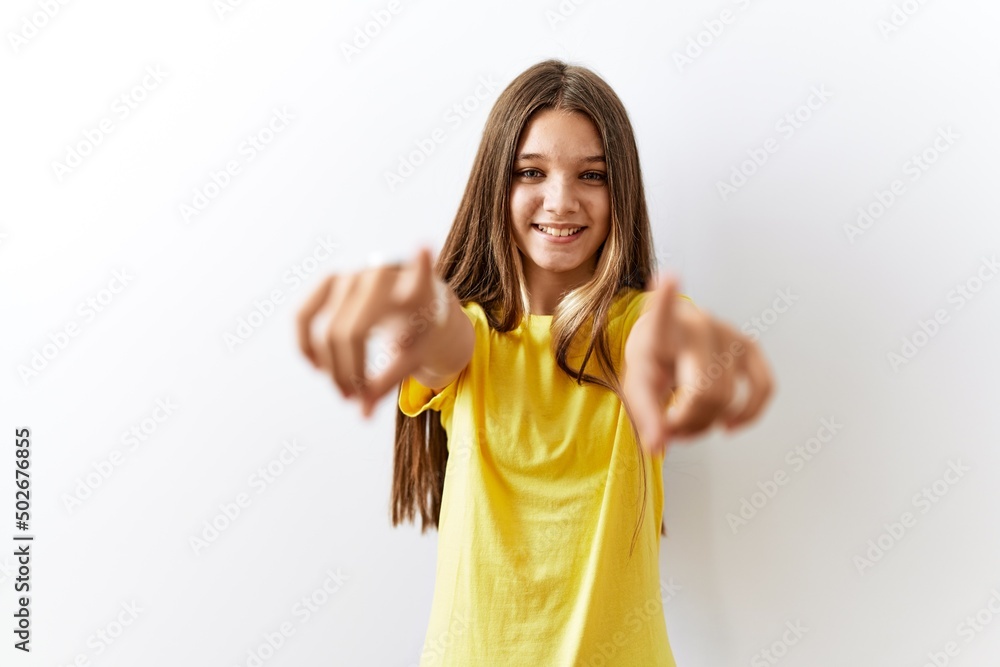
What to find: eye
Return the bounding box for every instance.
[582,171,607,182]
[516,168,543,179]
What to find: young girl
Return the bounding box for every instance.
[298,59,773,666]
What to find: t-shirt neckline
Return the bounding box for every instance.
[520,313,553,330]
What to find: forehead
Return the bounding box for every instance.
[515,108,603,156]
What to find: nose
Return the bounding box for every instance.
[543,176,579,217]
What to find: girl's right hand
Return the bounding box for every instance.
[296,246,451,417]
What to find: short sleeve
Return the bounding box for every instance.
[622,289,652,335]
[398,373,459,417]
[397,302,481,418]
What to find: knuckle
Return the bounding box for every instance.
[326,326,342,345]
[689,422,712,437]
[345,324,367,343]
[701,395,725,413]
[682,408,711,430]
[680,417,711,437]
[698,386,727,410]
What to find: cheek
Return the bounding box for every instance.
[588,193,611,231]
[509,187,538,224]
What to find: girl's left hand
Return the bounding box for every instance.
[622,273,775,455]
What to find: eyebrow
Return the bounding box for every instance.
[514,153,606,164]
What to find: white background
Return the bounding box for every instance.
[2,0,1000,665]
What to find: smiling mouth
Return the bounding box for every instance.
[532,224,585,238]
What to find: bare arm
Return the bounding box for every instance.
[410,278,475,392]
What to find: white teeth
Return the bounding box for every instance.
[537,225,582,237]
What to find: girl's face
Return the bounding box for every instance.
[509,108,611,281]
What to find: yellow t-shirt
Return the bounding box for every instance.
[398,287,679,666]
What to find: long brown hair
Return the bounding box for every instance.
[391,59,664,558]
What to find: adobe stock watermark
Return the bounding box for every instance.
[340,0,405,63]
[659,577,683,605]
[351,278,455,393]
[61,397,179,514]
[578,580,682,667]
[509,496,583,584]
[16,268,134,386]
[672,0,759,73]
[7,0,72,54]
[740,288,798,342]
[877,0,932,40]
[750,620,809,666]
[655,248,677,271]
[544,0,590,30]
[189,438,306,556]
[844,126,959,244]
[56,600,143,667]
[0,556,15,588]
[213,0,252,20]
[411,610,471,667]
[916,586,1000,667]
[225,235,339,351]
[233,567,349,667]
[726,416,843,535]
[51,65,168,183]
[384,75,500,192]
[669,287,798,408]
[716,85,833,201]
[886,254,997,372]
[852,458,970,575]
[179,106,294,224]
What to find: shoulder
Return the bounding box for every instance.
[458,300,488,332]
[597,288,651,355]
[607,286,695,349]
[611,286,696,324]
[609,287,652,326]
[460,300,486,319]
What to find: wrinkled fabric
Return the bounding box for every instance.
[399,288,679,666]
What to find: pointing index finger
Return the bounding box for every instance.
[646,272,680,363]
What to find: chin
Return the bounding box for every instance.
[526,252,591,273]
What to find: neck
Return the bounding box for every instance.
[522,255,596,316]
